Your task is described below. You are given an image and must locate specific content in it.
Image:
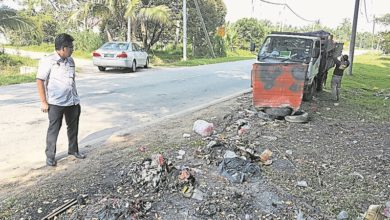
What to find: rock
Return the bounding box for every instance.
[224,150,238,159]
[183,133,191,138]
[337,210,348,219]
[297,181,308,187]
[262,136,278,141]
[191,189,204,201]
[286,150,293,155]
[207,141,218,148]
[193,120,214,137]
[334,103,340,106]
[37,208,42,214]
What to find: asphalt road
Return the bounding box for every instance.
[0,54,254,181]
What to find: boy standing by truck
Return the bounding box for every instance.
[331,54,350,101]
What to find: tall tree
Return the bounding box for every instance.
[186,0,226,57]
[377,13,390,54]
[0,7,33,37]
[335,18,352,43]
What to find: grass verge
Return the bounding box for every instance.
[150,49,255,66]
[326,52,390,121]
[0,54,38,86]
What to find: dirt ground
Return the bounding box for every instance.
[0,90,389,220]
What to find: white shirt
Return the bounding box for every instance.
[36,53,80,106]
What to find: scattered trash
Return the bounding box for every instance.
[296,209,305,220]
[224,150,238,159]
[349,171,364,180]
[218,156,261,183]
[42,195,88,220]
[257,110,275,121]
[286,150,293,155]
[238,125,250,135]
[183,133,191,138]
[363,204,389,220]
[206,140,218,148]
[177,150,186,160]
[262,159,273,166]
[337,210,349,219]
[297,181,308,187]
[191,189,204,201]
[259,149,273,162]
[384,202,390,217]
[262,136,278,141]
[334,103,340,106]
[193,120,214,137]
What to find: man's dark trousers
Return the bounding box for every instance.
[46,104,81,159]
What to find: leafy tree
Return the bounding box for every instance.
[0,7,33,38]
[377,13,390,54]
[335,18,352,43]
[187,0,226,57]
[233,18,268,50]
[376,13,390,25]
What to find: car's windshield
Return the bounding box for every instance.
[259,37,313,62]
[101,42,129,51]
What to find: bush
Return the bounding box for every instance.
[72,31,104,53]
[0,54,22,67]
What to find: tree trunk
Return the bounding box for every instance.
[174,20,180,50]
[106,29,113,42]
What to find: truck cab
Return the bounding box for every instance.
[251,31,343,112]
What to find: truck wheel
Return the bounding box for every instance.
[285,111,309,123]
[265,107,292,117]
[303,79,316,101]
[316,72,327,92]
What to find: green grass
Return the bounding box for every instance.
[0,54,38,86]
[4,44,92,59]
[150,49,255,67]
[326,52,390,121]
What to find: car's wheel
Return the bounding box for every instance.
[131,60,137,72]
[144,58,149,68]
[98,66,106,71]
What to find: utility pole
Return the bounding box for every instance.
[127,17,131,42]
[348,0,360,76]
[183,0,187,61]
[193,0,216,58]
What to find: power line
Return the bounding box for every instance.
[257,0,317,23]
[363,0,372,23]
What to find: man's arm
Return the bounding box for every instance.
[37,79,49,113]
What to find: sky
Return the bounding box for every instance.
[224,0,390,33]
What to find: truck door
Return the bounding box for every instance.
[307,40,321,83]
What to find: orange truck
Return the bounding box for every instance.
[251,30,343,112]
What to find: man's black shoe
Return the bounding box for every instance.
[68,152,86,159]
[46,158,57,166]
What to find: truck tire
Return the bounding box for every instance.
[316,71,327,92]
[285,111,309,123]
[257,110,276,121]
[265,107,292,117]
[303,79,316,101]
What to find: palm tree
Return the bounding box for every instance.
[70,0,171,50]
[137,5,171,50]
[0,7,32,36]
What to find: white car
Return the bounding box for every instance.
[92,42,149,72]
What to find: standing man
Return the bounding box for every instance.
[331,54,350,101]
[36,33,85,166]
